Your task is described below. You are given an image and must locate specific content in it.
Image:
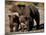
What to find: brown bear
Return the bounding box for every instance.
[29,6,40,31]
[9,5,40,32]
[18,5,40,31]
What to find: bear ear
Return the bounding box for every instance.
[9,8,11,11]
[18,5,25,7]
[18,5,21,7]
[8,15,11,17]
